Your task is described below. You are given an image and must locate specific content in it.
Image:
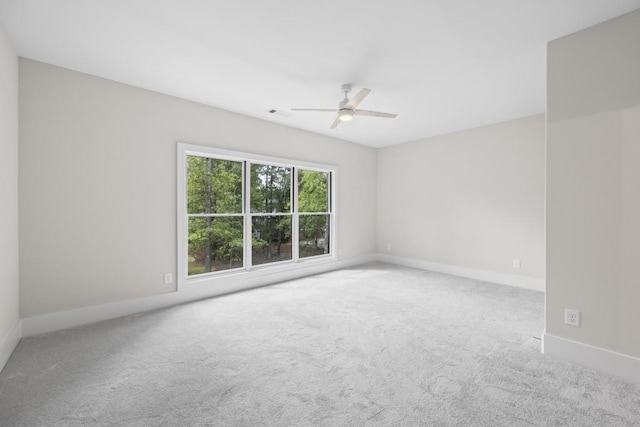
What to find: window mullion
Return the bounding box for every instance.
[330,171,336,257]
[329,172,332,212]
[243,161,252,271]
[292,167,299,262]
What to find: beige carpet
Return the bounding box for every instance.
[1,263,639,426]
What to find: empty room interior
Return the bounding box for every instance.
[1,1,640,425]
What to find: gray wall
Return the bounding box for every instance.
[19,59,377,318]
[0,24,19,339]
[377,115,546,279]
[546,9,640,357]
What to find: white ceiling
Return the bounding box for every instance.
[1,1,639,147]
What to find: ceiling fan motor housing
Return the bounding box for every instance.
[338,108,354,122]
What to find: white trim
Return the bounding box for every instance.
[542,332,640,384]
[178,143,336,172]
[375,254,545,292]
[182,254,334,289]
[243,159,251,269]
[0,321,22,373]
[176,144,188,285]
[292,166,300,262]
[21,255,376,338]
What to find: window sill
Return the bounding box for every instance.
[179,255,337,291]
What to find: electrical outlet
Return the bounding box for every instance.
[565,309,581,327]
[164,273,173,284]
[512,259,521,269]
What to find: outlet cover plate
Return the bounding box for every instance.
[565,309,581,327]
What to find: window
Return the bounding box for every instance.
[298,170,331,259]
[250,164,293,266]
[186,156,244,275]
[177,144,336,285]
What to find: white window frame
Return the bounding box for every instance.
[177,143,337,289]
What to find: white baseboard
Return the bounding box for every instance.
[375,254,545,292]
[543,332,640,384]
[0,321,22,373]
[21,255,376,338]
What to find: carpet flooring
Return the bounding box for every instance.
[1,263,639,426]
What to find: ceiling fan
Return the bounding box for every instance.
[292,84,397,129]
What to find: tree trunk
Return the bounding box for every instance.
[277,231,282,256]
[323,216,329,254]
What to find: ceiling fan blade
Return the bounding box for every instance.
[354,109,397,118]
[330,116,341,129]
[345,88,371,109]
[291,108,338,113]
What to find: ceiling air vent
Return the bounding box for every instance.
[267,109,292,118]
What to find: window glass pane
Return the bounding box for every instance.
[188,216,243,275]
[299,214,330,258]
[187,156,242,214]
[252,215,292,265]
[298,170,329,213]
[250,164,291,213]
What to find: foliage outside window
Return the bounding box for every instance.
[180,146,335,280]
[298,170,331,259]
[187,157,244,275]
[250,164,293,266]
